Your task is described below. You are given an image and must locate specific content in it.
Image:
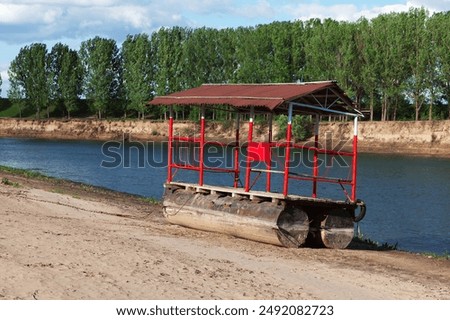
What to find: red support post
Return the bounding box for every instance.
[199,106,205,186]
[167,106,174,183]
[283,104,293,197]
[266,113,273,192]
[244,107,254,192]
[234,113,240,188]
[351,116,358,202]
[312,115,319,198]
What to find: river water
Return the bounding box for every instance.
[0,137,448,254]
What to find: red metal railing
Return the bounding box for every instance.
[166,106,359,203]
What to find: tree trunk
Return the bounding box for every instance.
[381,95,387,121]
[369,93,374,121]
[429,93,433,121]
[415,101,420,121]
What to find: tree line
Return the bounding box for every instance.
[5,7,450,121]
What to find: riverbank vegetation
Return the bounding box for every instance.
[2,8,449,121]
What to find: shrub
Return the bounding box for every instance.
[275,114,313,141]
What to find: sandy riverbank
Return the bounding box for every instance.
[0,118,449,157]
[0,170,449,300]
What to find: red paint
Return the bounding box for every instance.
[167,115,173,183]
[266,114,272,192]
[283,123,292,197]
[266,146,272,192]
[244,119,254,192]
[234,121,240,188]
[351,134,358,202]
[312,134,319,198]
[199,115,205,186]
[247,142,271,162]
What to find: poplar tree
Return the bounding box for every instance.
[122,34,153,119]
[9,43,49,119]
[404,8,430,121]
[151,27,187,119]
[48,43,83,118]
[79,37,122,119]
[429,11,450,119]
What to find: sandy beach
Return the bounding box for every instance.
[0,171,449,300]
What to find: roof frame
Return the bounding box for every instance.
[148,81,363,117]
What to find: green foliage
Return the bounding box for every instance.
[0,166,48,180]
[143,197,160,205]
[0,101,31,118]
[420,251,449,260]
[5,11,450,121]
[1,177,20,188]
[9,43,50,119]
[350,235,398,251]
[351,228,398,251]
[79,37,122,119]
[48,43,83,118]
[122,34,153,119]
[275,114,313,141]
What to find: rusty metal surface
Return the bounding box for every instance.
[163,185,309,248]
[148,81,356,114]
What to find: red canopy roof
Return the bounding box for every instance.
[148,81,359,116]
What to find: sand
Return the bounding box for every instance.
[0,172,449,300]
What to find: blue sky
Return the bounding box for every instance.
[1,0,449,96]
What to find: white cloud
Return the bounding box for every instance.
[176,0,233,14]
[230,0,274,19]
[409,0,450,12]
[0,4,49,24]
[283,3,361,22]
[1,65,10,96]
[0,0,119,6]
[284,1,449,22]
[0,69,8,81]
[1,1,449,45]
[0,1,193,43]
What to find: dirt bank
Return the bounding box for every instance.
[319,120,450,157]
[0,170,449,300]
[0,118,449,157]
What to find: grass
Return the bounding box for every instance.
[350,235,398,251]
[349,226,398,251]
[420,251,449,260]
[1,177,21,188]
[143,197,160,205]
[0,104,23,117]
[0,165,49,180]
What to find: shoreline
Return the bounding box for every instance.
[1,165,447,258]
[0,118,449,158]
[0,167,449,299]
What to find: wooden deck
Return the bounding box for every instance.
[165,181,351,206]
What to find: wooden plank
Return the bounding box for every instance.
[165,182,350,206]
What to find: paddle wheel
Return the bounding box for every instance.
[149,81,366,249]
